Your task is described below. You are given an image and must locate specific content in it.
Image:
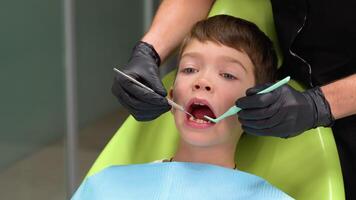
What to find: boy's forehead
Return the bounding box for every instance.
[182,39,246,59]
[180,40,251,72]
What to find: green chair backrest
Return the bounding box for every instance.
[86,0,344,199]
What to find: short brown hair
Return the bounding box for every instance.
[179,15,277,84]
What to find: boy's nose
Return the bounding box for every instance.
[194,84,211,91]
[193,79,213,92]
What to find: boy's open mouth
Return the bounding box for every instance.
[186,98,216,125]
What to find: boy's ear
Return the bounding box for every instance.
[168,87,174,113]
[168,87,174,99]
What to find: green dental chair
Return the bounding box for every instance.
[86,0,345,199]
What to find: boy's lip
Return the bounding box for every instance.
[182,97,217,129]
[185,97,217,117]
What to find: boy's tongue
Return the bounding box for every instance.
[191,106,215,119]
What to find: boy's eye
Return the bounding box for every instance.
[181,67,198,74]
[221,73,237,80]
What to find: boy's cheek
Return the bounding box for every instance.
[171,85,186,103]
[224,92,245,107]
[232,88,249,102]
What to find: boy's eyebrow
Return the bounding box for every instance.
[219,55,247,72]
[180,52,202,60]
[181,52,247,72]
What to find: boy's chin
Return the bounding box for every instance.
[179,129,220,146]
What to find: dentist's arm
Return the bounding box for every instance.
[142,0,215,61]
[236,74,356,138]
[321,74,356,120]
[112,0,215,121]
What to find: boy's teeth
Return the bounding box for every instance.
[189,116,211,124]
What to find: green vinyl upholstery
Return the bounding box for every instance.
[86,0,345,199]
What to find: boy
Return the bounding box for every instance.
[72,15,293,200]
[168,14,277,169]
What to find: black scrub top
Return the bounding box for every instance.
[271,0,356,87]
[270,0,356,199]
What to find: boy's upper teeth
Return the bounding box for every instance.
[194,102,205,106]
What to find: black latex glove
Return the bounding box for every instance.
[236,84,334,138]
[112,41,171,121]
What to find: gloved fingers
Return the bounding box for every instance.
[132,107,171,121]
[112,84,146,110]
[124,82,169,106]
[145,72,167,97]
[115,75,169,107]
[112,76,171,121]
[113,79,168,112]
[237,99,282,120]
[122,93,170,113]
[238,107,286,129]
[245,83,274,96]
[117,89,171,121]
[236,88,281,109]
[124,66,167,97]
[242,123,304,138]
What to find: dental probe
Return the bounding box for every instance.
[113,68,195,118]
[204,76,291,123]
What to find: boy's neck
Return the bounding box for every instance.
[173,140,237,169]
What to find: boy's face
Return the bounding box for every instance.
[171,39,255,148]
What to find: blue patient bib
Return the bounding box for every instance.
[72,162,293,200]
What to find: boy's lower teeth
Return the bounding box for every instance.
[189,116,211,124]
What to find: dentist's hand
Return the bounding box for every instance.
[236,84,334,138]
[112,41,171,121]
